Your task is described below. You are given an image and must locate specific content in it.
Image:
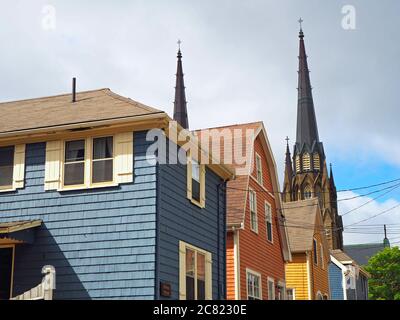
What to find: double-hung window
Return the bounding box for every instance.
[255,153,263,185]
[249,190,258,233]
[63,136,114,188]
[267,278,275,300]
[0,146,15,189]
[179,241,212,300]
[187,154,206,208]
[191,160,201,203]
[265,202,273,242]
[247,270,261,300]
[64,140,85,186]
[92,137,114,183]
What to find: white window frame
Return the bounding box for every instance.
[187,153,206,208]
[255,153,263,186]
[249,189,258,233]
[179,241,212,300]
[267,277,275,300]
[0,144,25,193]
[265,201,273,243]
[246,269,262,300]
[61,135,118,190]
[286,288,296,300]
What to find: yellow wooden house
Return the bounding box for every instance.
[283,198,331,300]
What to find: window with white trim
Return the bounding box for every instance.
[246,270,261,300]
[265,202,273,242]
[187,155,206,208]
[179,241,212,300]
[286,288,295,300]
[267,278,275,300]
[0,146,15,189]
[44,132,133,191]
[255,153,263,185]
[249,190,258,232]
[0,144,25,192]
[63,136,114,187]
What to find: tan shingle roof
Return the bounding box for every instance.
[283,198,320,252]
[0,88,164,134]
[331,249,354,263]
[195,122,262,226]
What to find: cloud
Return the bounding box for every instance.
[340,191,400,245]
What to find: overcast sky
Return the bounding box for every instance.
[1,0,399,245]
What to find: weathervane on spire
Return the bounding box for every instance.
[285,136,290,146]
[177,39,182,51]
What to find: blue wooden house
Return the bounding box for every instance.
[0,88,233,300]
[329,250,370,300]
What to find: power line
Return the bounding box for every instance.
[345,202,400,227]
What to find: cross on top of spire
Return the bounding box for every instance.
[298,18,304,38]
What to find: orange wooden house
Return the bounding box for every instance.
[283,198,331,300]
[197,122,291,300]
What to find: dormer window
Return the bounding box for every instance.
[0,146,15,189]
[255,153,263,185]
[64,140,85,186]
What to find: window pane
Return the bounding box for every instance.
[64,162,85,185]
[186,249,195,300]
[267,222,272,241]
[93,137,113,160]
[192,179,201,202]
[92,159,113,183]
[0,146,14,187]
[197,253,205,300]
[192,161,200,182]
[65,140,85,162]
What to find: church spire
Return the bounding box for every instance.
[329,163,336,190]
[173,40,189,129]
[285,137,293,178]
[296,20,320,148]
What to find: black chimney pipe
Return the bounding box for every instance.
[72,77,76,103]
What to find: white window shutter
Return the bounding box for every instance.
[115,132,134,184]
[13,144,26,189]
[205,252,213,300]
[44,141,62,190]
[179,241,186,300]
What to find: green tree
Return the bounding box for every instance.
[365,246,400,300]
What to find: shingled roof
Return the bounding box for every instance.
[195,122,262,226]
[283,198,321,252]
[0,88,165,135]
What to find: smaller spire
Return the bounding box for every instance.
[284,137,293,195]
[173,40,189,129]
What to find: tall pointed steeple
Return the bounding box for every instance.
[296,22,320,149]
[285,137,293,179]
[173,40,189,129]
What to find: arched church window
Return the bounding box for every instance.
[303,153,311,171]
[295,155,301,173]
[313,153,320,171]
[304,185,312,199]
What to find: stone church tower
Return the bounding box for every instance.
[283,25,344,250]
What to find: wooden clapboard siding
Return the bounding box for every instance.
[237,135,286,300]
[157,140,226,300]
[226,232,235,300]
[0,131,157,300]
[285,254,309,300]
